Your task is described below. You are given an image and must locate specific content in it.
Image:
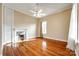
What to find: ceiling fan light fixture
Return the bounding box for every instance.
[33,13,41,18]
[33,13,46,18]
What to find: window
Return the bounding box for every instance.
[42,21,47,34]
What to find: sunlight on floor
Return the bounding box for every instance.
[42,40,47,50]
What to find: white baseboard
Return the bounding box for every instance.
[44,37,67,42]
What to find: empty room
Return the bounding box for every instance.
[0,3,77,56]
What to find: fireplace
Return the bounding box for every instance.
[19,35,24,41]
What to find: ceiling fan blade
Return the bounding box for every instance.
[30,10,36,13]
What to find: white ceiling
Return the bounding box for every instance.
[4,3,72,18]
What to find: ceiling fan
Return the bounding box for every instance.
[30,3,45,18]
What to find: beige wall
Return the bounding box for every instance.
[41,9,71,42]
[14,11,36,28]
[14,11,37,39]
[0,3,2,55]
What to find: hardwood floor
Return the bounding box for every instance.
[3,38,76,56]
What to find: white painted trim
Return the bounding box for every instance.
[44,37,67,42]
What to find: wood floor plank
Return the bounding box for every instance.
[3,38,76,56]
[29,41,60,56]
